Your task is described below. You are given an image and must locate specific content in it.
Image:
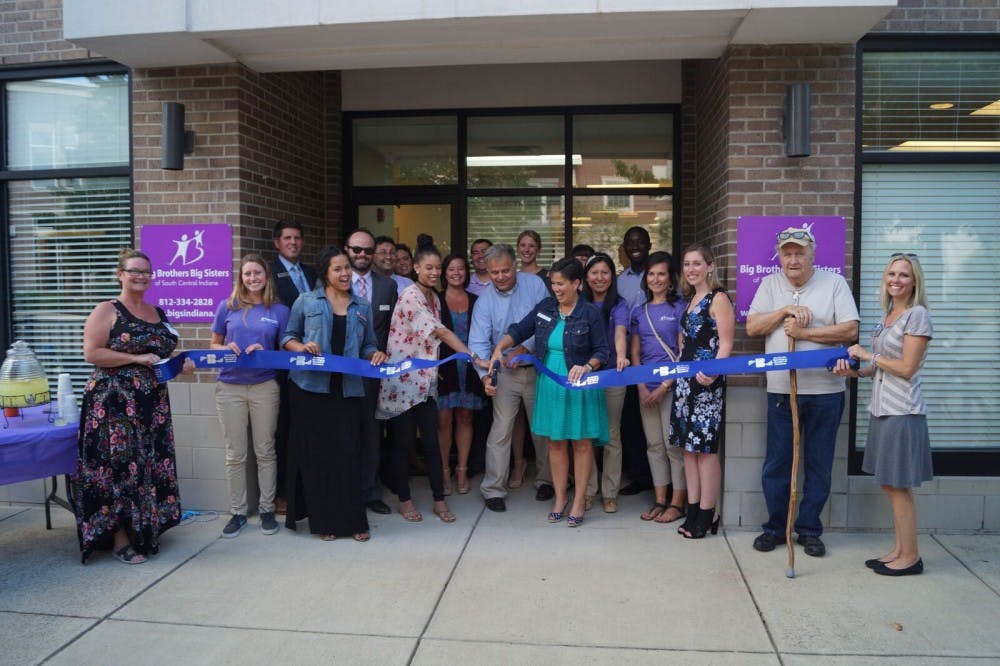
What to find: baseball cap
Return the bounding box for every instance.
[776,227,815,247]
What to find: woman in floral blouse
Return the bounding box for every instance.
[377,235,476,523]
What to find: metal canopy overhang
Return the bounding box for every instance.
[62,2,896,72]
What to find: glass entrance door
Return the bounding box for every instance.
[357,203,454,259]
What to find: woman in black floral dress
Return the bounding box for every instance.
[670,243,734,539]
[75,249,193,564]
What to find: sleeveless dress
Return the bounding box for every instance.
[436,310,485,410]
[531,319,609,444]
[670,289,728,454]
[75,300,182,563]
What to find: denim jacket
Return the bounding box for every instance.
[507,297,609,370]
[281,289,379,397]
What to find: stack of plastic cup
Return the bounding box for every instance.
[56,373,80,424]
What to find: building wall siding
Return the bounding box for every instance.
[0,0,91,65]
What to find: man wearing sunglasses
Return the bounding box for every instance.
[344,228,399,515]
[746,226,859,558]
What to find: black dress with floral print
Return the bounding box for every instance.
[75,300,182,563]
[669,288,728,454]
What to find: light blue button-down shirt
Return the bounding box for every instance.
[468,272,547,376]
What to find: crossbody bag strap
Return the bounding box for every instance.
[644,304,679,363]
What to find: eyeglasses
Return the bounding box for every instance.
[890,252,918,259]
[776,230,815,242]
[122,269,153,277]
[346,245,375,255]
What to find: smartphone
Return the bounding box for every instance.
[489,360,500,387]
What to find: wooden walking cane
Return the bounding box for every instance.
[785,314,801,579]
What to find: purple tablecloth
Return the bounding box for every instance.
[0,409,78,486]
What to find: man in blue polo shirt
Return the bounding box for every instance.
[469,244,550,512]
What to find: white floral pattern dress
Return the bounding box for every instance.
[376,284,443,420]
[669,288,729,454]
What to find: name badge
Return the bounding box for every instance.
[276,272,289,278]
[379,304,391,311]
[537,312,552,322]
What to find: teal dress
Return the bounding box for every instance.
[531,319,610,444]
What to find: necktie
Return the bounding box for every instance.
[356,275,368,300]
[291,265,308,293]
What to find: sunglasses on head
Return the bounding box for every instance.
[890,252,918,259]
[346,245,375,255]
[776,229,815,242]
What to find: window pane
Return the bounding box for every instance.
[467,115,565,188]
[6,74,129,169]
[862,51,1000,153]
[467,196,564,270]
[571,195,672,263]
[858,164,1000,450]
[8,178,132,398]
[572,113,673,188]
[352,116,457,186]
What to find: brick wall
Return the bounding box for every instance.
[0,0,92,65]
[871,0,1000,33]
[131,65,341,354]
[682,44,857,360]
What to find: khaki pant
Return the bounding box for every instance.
[639,391,685,490]
[215,380,280,516]
[597,384,628,498]
[480,366,550,499]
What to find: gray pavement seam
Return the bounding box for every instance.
[0,507,30,523]
[722,530,786,665]
[932,533,1000,598]
[407,501,488,665]
[38,532,223,664]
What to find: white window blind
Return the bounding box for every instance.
[8,178,132,399]
[467,195,565,271]
[862,51,1000,153]
[858,164,1000,450]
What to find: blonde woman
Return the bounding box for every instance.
[211,254,290,538]
[835,253,932,576]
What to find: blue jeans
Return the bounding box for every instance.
[761,391,844,538]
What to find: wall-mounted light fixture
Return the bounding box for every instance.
[161,102,195,170]
[783,83,811,158]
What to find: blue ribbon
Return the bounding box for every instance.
[154,350,472,382]
[155,347,852,389]
[508,347,853,390]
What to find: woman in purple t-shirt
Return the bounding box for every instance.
[581,253,631,513]
[629,251,688,525]
[210,254,289,539]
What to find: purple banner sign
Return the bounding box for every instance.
[141,224,233,323]
[735,216,846,322]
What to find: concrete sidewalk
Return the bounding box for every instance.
[2,480,999,665]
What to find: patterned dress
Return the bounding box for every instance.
[670,289,729,454]
[436,310,485,411]
[75,300,182,563]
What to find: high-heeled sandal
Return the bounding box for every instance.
[683,507,720,539]
[677,500,700,535]
[442,466,452,496]
[508,459,528,489]
[455,466,470,494]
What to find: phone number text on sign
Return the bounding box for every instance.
[157,298,215,307]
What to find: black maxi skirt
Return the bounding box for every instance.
[285,381,368,537]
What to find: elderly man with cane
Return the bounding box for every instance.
[746,227,859,559]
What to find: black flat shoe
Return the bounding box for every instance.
[366,500,392,515]
[534,484,555,501]
[796,534,826,557]
[619,481,652,496]
[485,497,507,512]
[753,532,786,552]
[865,557,894,569]
[874,558,923,577]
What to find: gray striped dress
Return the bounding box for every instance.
[863,305,933,488]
